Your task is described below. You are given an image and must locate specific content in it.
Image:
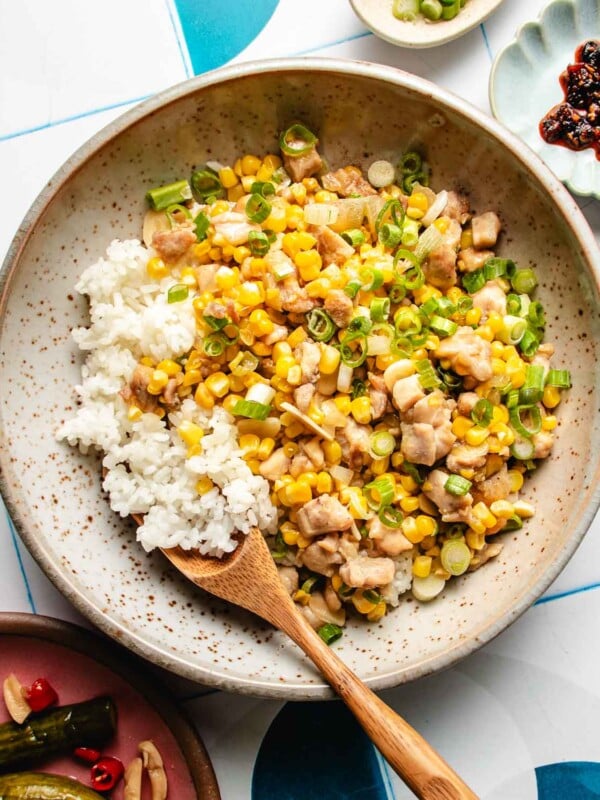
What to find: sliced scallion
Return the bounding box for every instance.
[519,327,541,357]
[359,266,384,291]
[146,179,192,211]
[546,369,571,389]
[350,379,367,400]
[250,180,275,198]
[248,230,270,257]
[375,198,404,235]
[347,315,372,335]
[378,506,403,528]
[399,151,423,175]
[344,279,363,299]
[339,333,368,368]
[231,399,271,421]
[509,405,542,438]
[471,398,493,427]
[444,474,472,497]
[389,283,407,304]
[429,315,458,338]
[440,539,471,576]
[341,228,366,247]
[519,364,545,405]
[484,258,513,280]
[379,222,403,249]
[370,297,390,322]
[279,123,317,156]
[306,308,337,342]
[245,193,271,224]
[317,623,343,646]
[364,476,395,510]
[511,268,538,294]
[190,169,223,201]
[194,211,210,241]
[203,314,229,331]
[167,283,189,304]
[462,269,486,294]
[370,431,396,458]
[203,333,227,356]
[416,359,442,390]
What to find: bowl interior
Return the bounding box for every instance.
[1,62,599,697]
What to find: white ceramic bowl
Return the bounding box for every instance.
[490,0,600,198]
[1,59,599,698]
[349,0,505,48]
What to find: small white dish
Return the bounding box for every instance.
[490,0,600,199]
[349,0,505,48]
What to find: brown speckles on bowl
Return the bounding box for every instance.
[0,59,599,699]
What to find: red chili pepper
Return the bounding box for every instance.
[90,756,124,792]
[25,678,58,712]
[73,746,101,764]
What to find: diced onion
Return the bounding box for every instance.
[366,335,391,356]
[329,198,367,232]
[304,203,339,226]
[421,190,448,227]
[364,195,386,236]
[337,363,354,393]
[206,160,225,173]
[367,160,396,188]
[330,465,354,485]
[414,225,443,261]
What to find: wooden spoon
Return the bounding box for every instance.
[160,526,479,800]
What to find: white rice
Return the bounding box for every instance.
[58,239,277,556]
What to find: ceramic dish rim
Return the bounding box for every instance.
[0,612,221,799]
[349,0,506,49]
[488,0,600,199]
[1,57,600,699]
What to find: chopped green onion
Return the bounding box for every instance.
[435,297,456,318]
[403,462,426,485]
[339,333,368,368]
[399,151,423,175]
[511,268,537,294]
[194,211,210,241]
[190,169,223,201]
[441,0,460,19]
[471,398,493,427]
[279,123,318,156]
[444,474,472,497]
[229,351,260,377]
[484,258,513,280]
[391,336,413,358]
[344,279,363,299]
[379,222,403,248]
[248,230,270,257]
[440,539,471,576]
[203,333,228,356]
[420,296,439,319]
[462,269,486,294]
[370,431,396,457]
[245,193,272,224]
[375,199,404,235]
[416,359,442,390]
[364,476,395,510]
[546,369,571,389]
[402,172,429,194]
[519,327,541,357]
[510,436,535,460]
[146,180,192,211]
[456,296,473,313]
[167,283,189,304]
[519,364,545,405]
[347,315,372,335]
[250,181,275,198]
[389,283,407,304]
[306,308,337,342]
[401,218,420,247]
[438,367,463,392]
[165,203,192,227]
[502,514,523,532]
[370,297,390,322]
[506,294,522,315]
[271,531,288,561]
[231,399,271,420]
[413,225,440,262]
[300,576,319,594]
[509,405,542,438]
[350,379,367,400]
[394,307,422,336]
[504,388,520,408]
[359,266,384,291]
[429,315,458,338]
[393,248,421,270]
[363,589,383,605]
[527,300,545,328]
[341,229,366,247]
[317,623,343,646]
[378,506,404,528]
[203,314,229,331]
[500,315,527,345]
[421,0,443,19]
[402,264,425,291]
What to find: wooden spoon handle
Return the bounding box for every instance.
[277,608,479,800]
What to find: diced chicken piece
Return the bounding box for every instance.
[424,245,458,289]
[458,248,495,273]
[338,535,360,562]
[280,276,316,314]
[424,469,473,521]
[204,299,239,324]
[368,517,413,556]
[468,541,503,572]
[290,452,315,478]
[263,324,288,345]
[297,495,354,538]
[259,448,290,482]
[300,539,343,577]
[435,326,493,382]
[321,166,377,197]
[314,226,355,267]
[533,430,554,459]
[283,146,323,182]
[392,374,426,413]
[401,422,437,466]
[324,581,342,612]
[294,340,321,383]
[301,437,325,470]
[471,281,507,320]
[303,591,346,629]
[277,566,299,596]
[265,249,297,278]
[338,417,372,469]
[339,554,396,589]
[294,383,316,413]
[444,191,470,224]
[446,442,488,474]
[195,263,220,292]
[472,211,502,249]
[457,391,480,416]
[410,391,455,427]
[442,218,463,250]
[162,378,179,407]
[472,464,511,505]
[211,211,259,246]
[152,226,196,262]
[324,289,354,328]
[120,364,160,413]
[367,372,389,420]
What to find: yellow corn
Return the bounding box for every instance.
[215,266,239,291]
[419,494,438,515]
[469,517,487,536]
[282,528,299,546]
[286,203,305,228]
[248,309,275,337]
[491,357,507,376]
[178,420,205,448]
[465,426,490,446]
[323,440,342,465]
[146,257,169,280]
[400,496,420,513]
[416,515,438,538]
[287,326,307,348]
[272,342,292,362]
[465,307,482,326]
[542,414,558,431]
[412,555,432,578]
[472,502,497,529]
[194,382,215,409]
[319,344,341,375]
[283,481,313,505]
[452,415,474,438]
[513,499,535,518]
[147,369,169,395]
[241,154,261,175]
[465,530,485,551]
[508,469,524,493]
[350,396,372,424]
[307,403,325,425]
[408,191,429,212]
[367,601,387,622]
[127,405,143,422]
[298,472,319,489]
[331,574,344,593]
[264,204,287,233]
[204,371,230,397]
[295,249,323,282]
[305,277,332,299]
[402,516,425,544]
[334,395,352,415]
[490,500,515,519]
[460,228,473,250]
[257,438,276,460]
[227,183,246,202]
[352,590,378,615]
[222,393,243,414]
[433,217,449,233]
[239,434,260,457]
[218,166,238,188]
[275,354,297,379]
[316,472,333,494]
[154,359,179,377]
[238,281,264,307]
[286,365,302,386]
[196,477,214,495]
[543,385,561,409]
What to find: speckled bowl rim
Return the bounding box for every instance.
[1,58,599,699]
[349,0,506,49]
[488,0,600,200]
[0,612,221,799]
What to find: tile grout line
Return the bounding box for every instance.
[5,510,36,614]
[165,0,194,79]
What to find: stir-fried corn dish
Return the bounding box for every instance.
[61,124,570,644]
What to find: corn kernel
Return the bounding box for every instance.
[416,515,438,538]
[178,420,205,448]
[316,472,333,494]
[264,203,287,233]
[183,369,202,388]
[465,530,485,551]
[196,477,214,495]
[542,414,558,431]
[146,257,169,280]
[400,496,420,514]
[408,191,429,212]
[204,371,230,397]
[460,228,474,250]
[239,434,260,457]
[350,396,372,424]
[147,369,169,395]
[465,307,482,326]
[305,277,332,299]
[492,357,507,376]
[307,403,325,425]
[507,469,524,493]
[543,385,561,409]
[433,217,449,233]
[402,516,425,544]
[257,438,276,460]
[272,341,292,361]
[314,189,337,203]
[127,405,143,422]
[238,281,264,307]
[275,354,297,379]
[295,249,323,281]
[367,601,387,622]
[215,266,239,290]
[412,555,432,578]
[469,518,486,535]
[233,245,251,265]
[452,415,474,438]
[465,426,490,446]
[222,394,243,414]
[228,184,246,204]
[210,199,230,216]
[218,166,238,188]
[513,500,535,518]
[473,502,498,529]
[323,440,342,465]
[193,240,211,258]
[249,308,275,336]
[419,494,438,515]
[283,481,313,505]
[194,382,215,409]
[241,154,261,175]
[490,500,515,519]
[334,396,352,415]
[352,590,378,615]
[282,528,299,546]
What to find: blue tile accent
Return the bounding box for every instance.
[536,762,600,797]
[5,510,36,613]
[480,23,493,61]
[252,701,390,799]
[536,581,600,605]
[173,0,279,75]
